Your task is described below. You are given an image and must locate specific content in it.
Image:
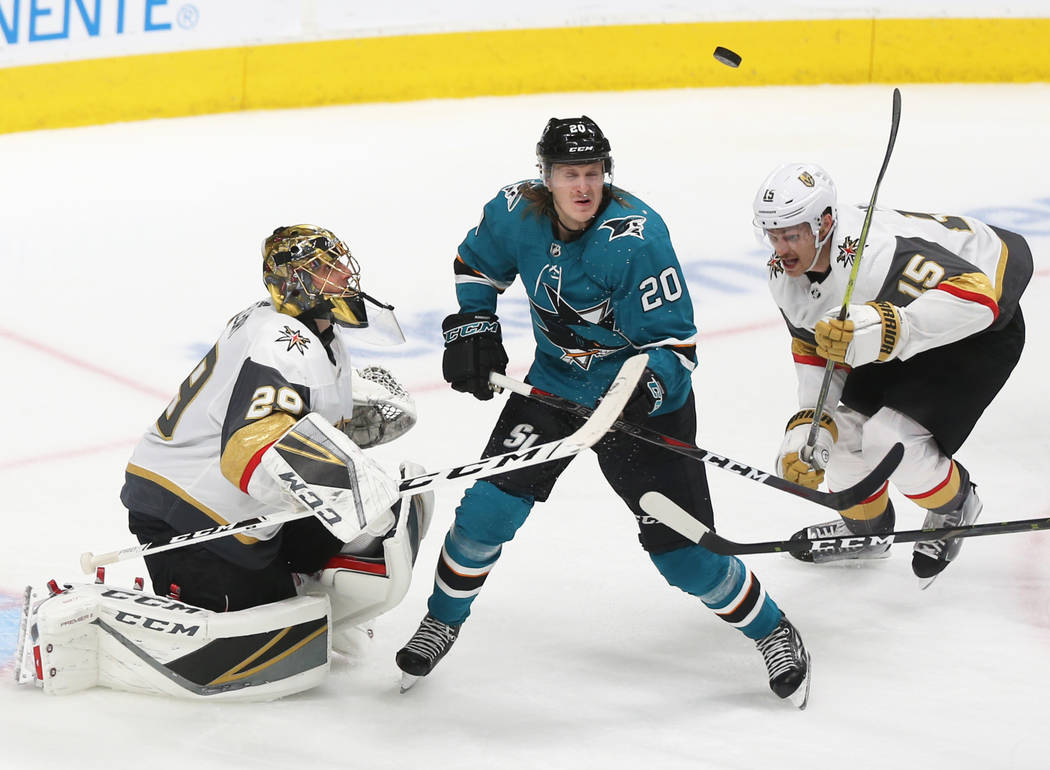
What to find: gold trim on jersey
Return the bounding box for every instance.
[939,271,997,304]
[220,413,298,489]
[791,338,818,358]
[126,463,260,545]
[992,238,1009,300]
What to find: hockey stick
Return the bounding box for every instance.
[805,87,903,459]
[639,491,1050,556]
[490,371,902,511]
[79,354,649,574]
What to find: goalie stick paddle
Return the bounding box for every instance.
[79,354,649,574]
[805,87,902,459]
[489,371,902,511]
[639,491,1050,556]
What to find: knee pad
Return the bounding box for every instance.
[18,580,330,701]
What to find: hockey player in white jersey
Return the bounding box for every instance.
[753,163,1032,584]
[15,225,433,700]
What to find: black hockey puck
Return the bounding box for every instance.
[713,46,742,68]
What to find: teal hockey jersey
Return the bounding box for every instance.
[453,181,697,412]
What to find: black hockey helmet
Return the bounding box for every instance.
[536,115,613,178]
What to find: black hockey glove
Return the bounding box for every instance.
[441,311,509,401]
[622,368,666,422]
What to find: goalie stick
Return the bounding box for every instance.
[639,491,1050,556]
[79,354,647,574]
[489,372,902,511]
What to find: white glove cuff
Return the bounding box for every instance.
[846,302,909,366]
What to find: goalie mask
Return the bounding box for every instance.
[262,225,405,344]
[752,163,837,260]
[536,115,613,181]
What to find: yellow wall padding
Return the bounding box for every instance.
[1,17,1048,134]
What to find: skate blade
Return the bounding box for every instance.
[918,574,939,590]
[789,655,810,710]
[13,585,38,685]
[399,673,419,693]
[807,547,892,564]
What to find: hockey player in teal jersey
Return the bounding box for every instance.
[396,116,811,707]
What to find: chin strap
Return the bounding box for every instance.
[804,218,836,272]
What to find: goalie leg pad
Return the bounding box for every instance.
[20,582,331,701]
[304,461,434,640]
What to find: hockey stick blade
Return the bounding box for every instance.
[80,355,648,573]
[490,372,902,511]
[640,491,1050,556]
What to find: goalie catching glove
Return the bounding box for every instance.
[776,409,838,490]
[344,365,417,448]
[815,301,909,367]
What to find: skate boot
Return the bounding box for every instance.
[789,518,892,563]
[912,483,982,588]
[395,613,460,692]
[755,616,811,709]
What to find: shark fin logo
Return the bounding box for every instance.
[598,215,646,241]
[501,182,526,212]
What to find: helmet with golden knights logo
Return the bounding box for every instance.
[262,224,366,328]
[752,162,837,241]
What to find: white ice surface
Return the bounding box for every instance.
[1,84,1049,770]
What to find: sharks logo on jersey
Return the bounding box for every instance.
[529,283,630,370]
[599,215,647,242]
[501,182,527,212]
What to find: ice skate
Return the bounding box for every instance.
[790,518,892,563]
[912,483,982,588]
[755,616,811,709]
[395,613,460,693]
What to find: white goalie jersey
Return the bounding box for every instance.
[120,300,415,570]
